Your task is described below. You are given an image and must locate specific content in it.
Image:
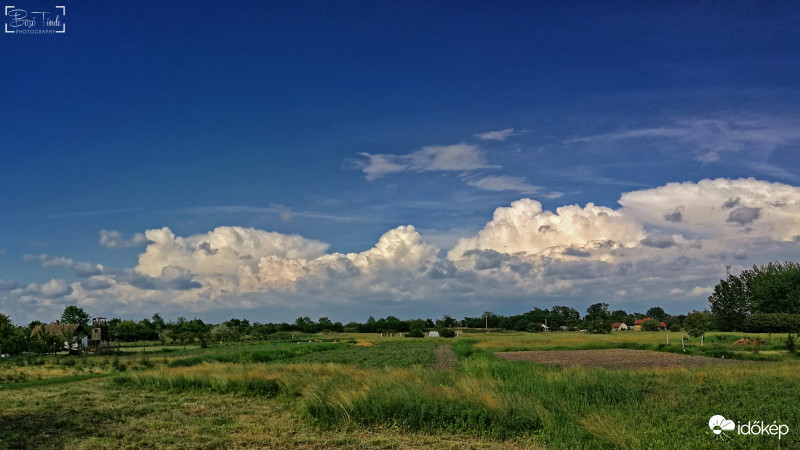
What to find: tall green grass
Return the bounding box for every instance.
[114,367,283,398]
[26,333,798,448]
[167,342,340,367]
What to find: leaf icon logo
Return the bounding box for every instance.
[709,415,735,439]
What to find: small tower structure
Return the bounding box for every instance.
[88,317,109,353]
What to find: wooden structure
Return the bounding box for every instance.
[87,317,110,353]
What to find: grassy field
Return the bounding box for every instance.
[1,331,798,449]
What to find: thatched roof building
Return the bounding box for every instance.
[30,323,89,339]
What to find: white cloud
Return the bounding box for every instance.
[357,153,408,181]
[619,178,800,240]
[19,279,73,299]
[688,286,713,297]
[99,230,151,249]
[466,175,541,194]
[137,226,330,278]
[358,144,495,180]
[475,128,517,141]
[569,117,800,163]
[24,254,104,277]
[11,178,800,321]
[411,144,493,171]
[449,198,645,260]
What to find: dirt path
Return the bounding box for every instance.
[495,348,753,370]
[432,344,457,370]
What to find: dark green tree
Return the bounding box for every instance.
[709,274,750,331]
[685,310,710,334]
[60,305,90,326]
[585,303,610,321]
[551,305,581,328]
[0,313,28,354]
[646,307,667,322]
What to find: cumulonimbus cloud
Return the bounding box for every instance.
[13,178,800,320]
[448,198,646,260]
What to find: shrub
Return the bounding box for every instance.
[405,329,424,338]
[439,328,456,338]
[587,319,611,334]
[688,328,705,338]
[742,313,800,333]
[786,333,797,353]
[641,319,660,332]
[669,324,681,332]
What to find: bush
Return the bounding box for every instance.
[786,333,797,353]
[688,328,705,338]
[587,319,611,334]
[742,313,800,333]
[439,328,456,338]
[405,329,424,338]
[641,319,660,331]
[669,324,681,332]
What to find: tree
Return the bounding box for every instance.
[709,274,750,331]
[585,303,610,321]
[641,319,660,331]
[439,315,458,328]
[60,305,90,325]
[211,323,235,343]
[610,309,629,323]
[151,313,165,331]
[646,307,667,322]
[0,313,28,355]
[709,261,800,331]
[317,317,334,332]
[551,306,581,328]
[685,310,710,334]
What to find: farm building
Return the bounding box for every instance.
[30,322,89,352]
[611,322,628,331]
[633,318,666,330]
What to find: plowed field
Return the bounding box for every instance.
[495,348,752,369]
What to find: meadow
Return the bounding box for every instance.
[0,331,797,449]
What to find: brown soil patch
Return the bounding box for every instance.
[432,344,458,370]
[495,349,751,370]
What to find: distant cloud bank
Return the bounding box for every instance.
[2,177,794,322]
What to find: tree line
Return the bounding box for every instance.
[709,261,800,333]
[2,259,798,355]
[1,303,700,355]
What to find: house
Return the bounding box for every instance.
[30,322,89,352]
[611,322,628,331]
[633,318,665,331]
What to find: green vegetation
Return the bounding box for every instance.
[1,332,799,448]
[710,261,800,331]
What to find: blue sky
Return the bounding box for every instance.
[3,1,800,324]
